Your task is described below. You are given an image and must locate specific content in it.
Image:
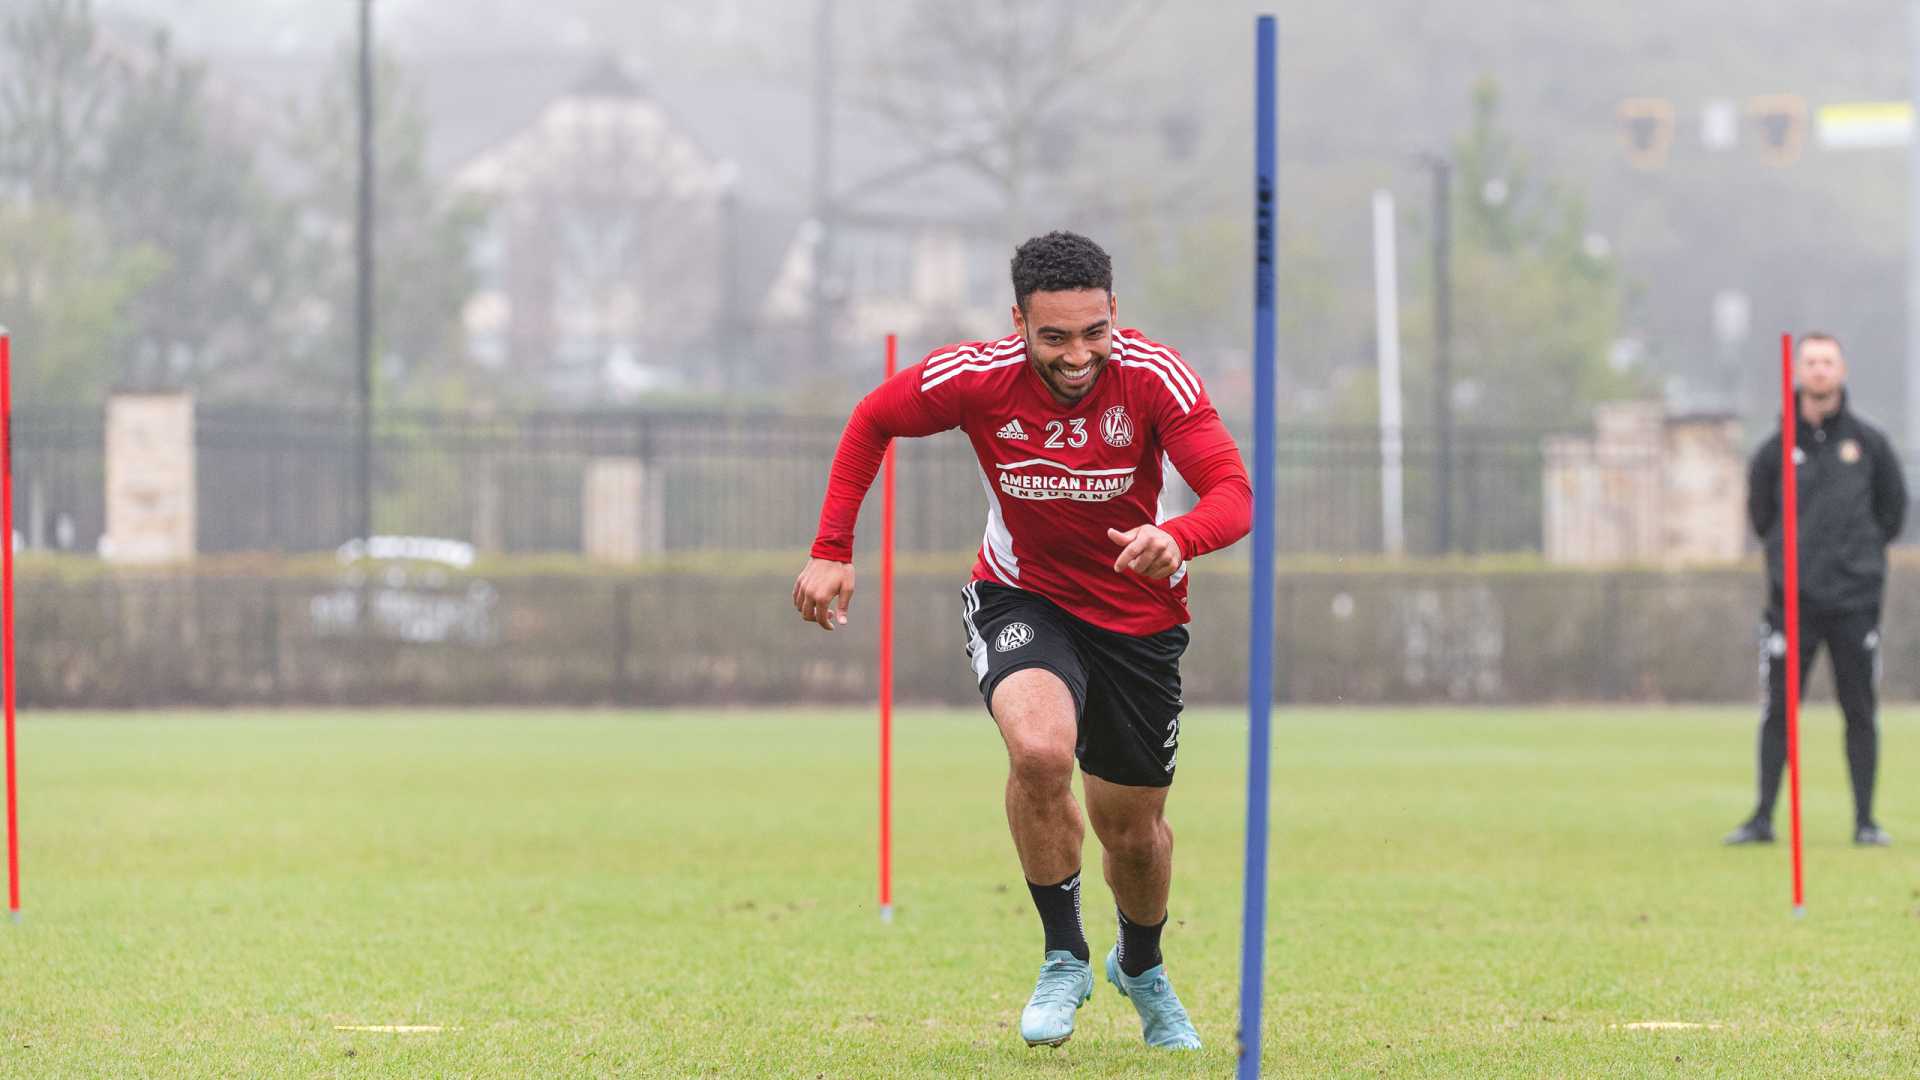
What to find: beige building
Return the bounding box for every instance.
[1544,401,1747,566]
[761,221,1008,356]
[453,58,736,401]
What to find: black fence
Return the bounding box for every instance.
[1,404,1754,558]
[11,407,105,554]
[1265,425,1566,555]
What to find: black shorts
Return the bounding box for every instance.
[960,580,1188,788]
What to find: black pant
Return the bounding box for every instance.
[1753,607,1881,828]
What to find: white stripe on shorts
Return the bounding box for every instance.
[962,581,989,687]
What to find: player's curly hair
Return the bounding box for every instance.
[1010,231,1112,312]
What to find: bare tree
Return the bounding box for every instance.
[848,0,1161,240]
[0,0,117,198]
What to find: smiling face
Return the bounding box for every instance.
[1012,288,1116,405]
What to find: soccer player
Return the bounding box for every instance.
[1725,332,1906,847]
[794,231,1251,1050]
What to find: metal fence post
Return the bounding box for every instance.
[264,579,281,703]
[611,580,632,701]
[1603,572,1626,700]
[1274,578,1294,704]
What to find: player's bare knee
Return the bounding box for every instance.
[1104,823,1160,863]
[1093,806,1166,860]
[1004,734,1075,790]
[992,672,1076,784]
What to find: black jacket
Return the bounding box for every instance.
[1749,390,1907,615]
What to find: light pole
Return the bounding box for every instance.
[1907,0,1920,449]
[354,0,375,545]
[810,0,836,373]
[1418,153,1454,556]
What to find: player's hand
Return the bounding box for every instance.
[793,557,856,631]
[1108,525,1182,580]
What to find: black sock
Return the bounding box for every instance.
[1026,872,1088,962]
[1115,906,1167,978]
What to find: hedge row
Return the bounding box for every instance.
[14,554,1909,708]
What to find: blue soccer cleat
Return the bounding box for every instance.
[1019,950,1093,1047]
[1105,947,1202,1049]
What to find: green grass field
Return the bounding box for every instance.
[1,706,1916,1077]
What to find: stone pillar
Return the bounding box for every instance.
[1546,403,1747,566]
[103,393,196,563]
[1543,435,1606,564]
[1544,401,1661,565]
[1659,414,1745,564]
[471,458,504,552]
[1592,401,1664,561]
[582,456,663,562]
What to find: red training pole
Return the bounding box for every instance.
[879,333,897,923]
[1780,332,1805,917]
[2,329,19,923]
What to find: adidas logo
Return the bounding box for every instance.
[996,418,1029,441]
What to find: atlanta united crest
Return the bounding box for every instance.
[1100,405,1134,448]
[995,622,1034,652]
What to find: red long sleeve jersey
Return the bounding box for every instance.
[811,329,1252,635]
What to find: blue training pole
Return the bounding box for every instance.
[1238,14,1278,1080]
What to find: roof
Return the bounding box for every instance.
[568,52,647,99]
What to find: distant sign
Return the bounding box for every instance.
[1712,289,1752,348]
[1748,95,1808,165]
[310,535,497,645]
[1701,99,1739,151]
[336,535,475,568]
[1816,101,1913,149]
[1617,98,1675,169]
